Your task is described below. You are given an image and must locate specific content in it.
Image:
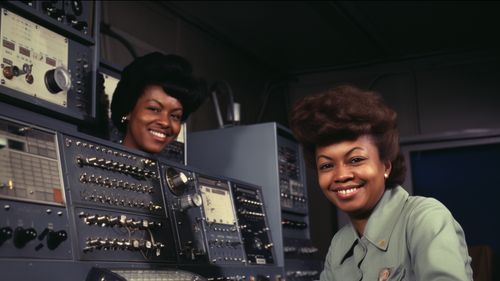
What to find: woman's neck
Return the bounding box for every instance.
[351,217,369,237]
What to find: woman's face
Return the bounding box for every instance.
[315,135,391,218]
[123,85,183,154]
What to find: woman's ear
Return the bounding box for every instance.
[384,160,392,179]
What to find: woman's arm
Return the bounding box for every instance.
[406,197,473,281]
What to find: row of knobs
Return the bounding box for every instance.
[208,239,241,248]
[84,237,164,252]
[281,219,308,229]
[42,1,89,33]
[238,210,265,217]
[280,193,307,203]
[81,191,162,211]
[79,173,154,193]
[77,156,157,179]
[211,256,246,264]
[79,212,161,230]
[284,245,318,254]
[67,139,157,168]
[206,275,248,281]
[239,225,270,236]
[236,196,263,206]
[0,226,67,249]
[2,64,71,94]
[3,63,33,83]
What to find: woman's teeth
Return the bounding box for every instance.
[149,130,166,138]
[337,188,358,195]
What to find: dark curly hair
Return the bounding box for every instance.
[111,52,207,134]
[290,84,405,189]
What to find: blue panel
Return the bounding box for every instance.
[410,143,500,255]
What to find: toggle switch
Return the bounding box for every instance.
[47,230,68,250]
[13,227,37,248]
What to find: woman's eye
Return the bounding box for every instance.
[350,157,365,164]
[171,114,182,121]
[318,163,333,170]
[147,107,161,113]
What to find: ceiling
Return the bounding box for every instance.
[160,1,500,75]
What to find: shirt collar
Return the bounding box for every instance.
[336,223,359,265]
[337,186,409,263]
[363,186,409,251]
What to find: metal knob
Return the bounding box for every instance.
[45,67,71,93]
[178,193,203,211]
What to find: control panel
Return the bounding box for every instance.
[59,133,176,263]
[231,181,275,265]
[160,160,282,281]
[160,162,247,265]
[0,117,72,260]
[19,1,94,35]
[0,1,98,123]
[187,122,322,279]
[0,1,290,280]
[277,135,310,241]
[0,112,284,280]
[278,146,308,213]
[91,268,208,281]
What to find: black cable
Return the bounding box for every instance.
[100,22,138,59]
[211,80,236,127]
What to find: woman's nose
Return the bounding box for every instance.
[334,165,354,183]
[157,113,171,127]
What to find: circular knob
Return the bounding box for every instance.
[47,230,68,250]
[44,67,71,93]
[13,227,37,248]
[3,66,14,79]
[253,237,263,250]
[25,74,34,84]
[0,227,13,246]
[166,167,190,195]
[179,193,203,211]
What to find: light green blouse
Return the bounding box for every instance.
[320,186,473,281]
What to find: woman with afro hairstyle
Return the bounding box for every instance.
[290,85,472,281]
[111,52,206,154]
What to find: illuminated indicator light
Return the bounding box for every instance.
[8,180,13,189]
[53,188,64,204]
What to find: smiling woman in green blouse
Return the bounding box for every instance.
[290,85,472,281]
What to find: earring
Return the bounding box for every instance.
[121,116,128,124]
[384,173,389,179]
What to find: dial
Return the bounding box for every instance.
[165,167,190,195]
[45,67,71,93]
[178,193,203,211]
[192,193,202,207]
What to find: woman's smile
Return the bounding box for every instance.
[332,184,363,199]
[148,128,169,140]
